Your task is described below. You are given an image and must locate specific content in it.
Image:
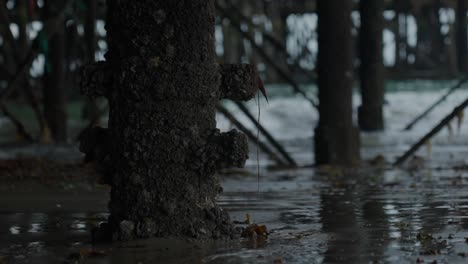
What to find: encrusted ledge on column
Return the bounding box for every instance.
[210,129,249,169]
[195,129,249,176]
[220,64,259,101]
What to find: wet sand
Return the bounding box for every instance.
[2,85,468,263]
[2,161,468,263]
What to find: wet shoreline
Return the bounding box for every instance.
[2,86,468,263]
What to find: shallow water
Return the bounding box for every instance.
[2,81,468,263]
[3,167,468,263]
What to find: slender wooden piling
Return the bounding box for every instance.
[358,0,385,131]
[43,0,67,142]
[314,0,360,166]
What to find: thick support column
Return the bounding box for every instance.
[80,0,258,241]
[358,0,385,131]
[457,0,468,73]
[314,0,360,166]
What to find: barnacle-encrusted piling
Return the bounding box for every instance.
[80,0,258,240]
